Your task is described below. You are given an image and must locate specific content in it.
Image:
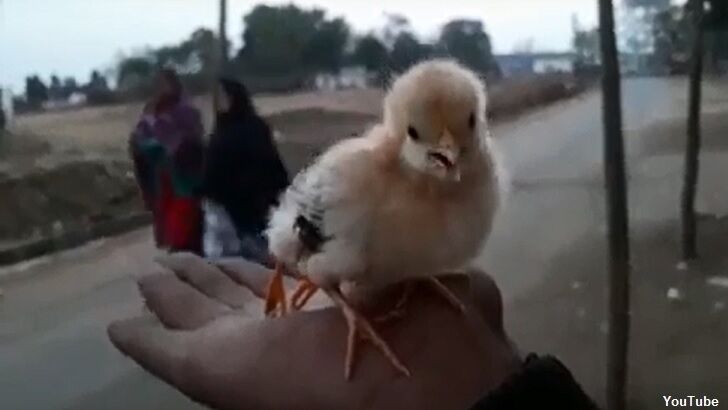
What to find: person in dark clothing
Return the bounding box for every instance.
[202,78,289,262]
[0,107,6,132]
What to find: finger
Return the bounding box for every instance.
[107,316,192,391]
[156,252,253,309]
[109,314,267,410]
[139,272,233,330]
[211,257,273,299]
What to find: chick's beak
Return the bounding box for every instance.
[428,130,461,181]
[428,149,458,170]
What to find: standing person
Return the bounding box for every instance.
[130,69,205,254]
[202,78,289,263]
[0,106,6,132]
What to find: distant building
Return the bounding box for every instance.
[315,66,369,91]
[41,92,87,111]
[495,52,577,77]
[618,52,652,76]
[494,54,534,77]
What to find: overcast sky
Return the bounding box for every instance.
[1,0,600,91]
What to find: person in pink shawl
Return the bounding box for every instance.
[129,68,205,253]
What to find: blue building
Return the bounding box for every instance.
[495,52,576,77]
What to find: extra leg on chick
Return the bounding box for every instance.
[324,286,410,380]
[373,278,467,325]
[267,273,410,380]
[263,263,409,380]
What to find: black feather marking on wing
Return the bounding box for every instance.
[294,215,328,253]
[288,172,332,254]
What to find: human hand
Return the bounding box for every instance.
[108,253,520,410]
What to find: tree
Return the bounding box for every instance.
[62,77,79,98]
[381,13,411,48]
[25,75,49,108]
[621,0,672,73]
[238,5,352,77]
[86,70,114,105]
[117,56,156,90]
[438,19,498,75]
[115,27,220,98]
[239,5,326,74]
[48,75,63,101]
[705,0,728,28]
[153,28,218,76]
[390,31,429,72]
[652,5,691,73]
[598,0,631,409]
[650,0,727,74]
[704,0,728,70]
[573,27,601,65]
[88,70,109,91]
[184,28,218,75]
[304,17,351,73]
[353,35,388,72]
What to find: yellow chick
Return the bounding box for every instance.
[265,59,501,380]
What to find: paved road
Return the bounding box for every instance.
[0,78,703,409]
[480,77,683,296]
[0,231,202,409]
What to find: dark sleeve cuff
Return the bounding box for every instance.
[470,354,600,410]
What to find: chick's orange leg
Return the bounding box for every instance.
[427,277,467,315]
[324,286,410,380]
[290,277,319,311]
[264,263,288,317]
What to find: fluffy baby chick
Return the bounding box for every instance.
[265,59,501,380]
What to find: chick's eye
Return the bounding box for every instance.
[407,126,420,141]
[468,113,476,130]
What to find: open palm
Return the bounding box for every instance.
[108,253,520,410]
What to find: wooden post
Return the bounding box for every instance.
[219,0,229,70]
[212,0,228,115]
[598,0,631,409]
[681,0,705,261]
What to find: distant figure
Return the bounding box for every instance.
[0,107,6,132]
[130,69,205,253]
[202,78,289,262]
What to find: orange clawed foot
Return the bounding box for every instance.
[264,263,288,317]
[265,264,320,316]
[290,277,319,311]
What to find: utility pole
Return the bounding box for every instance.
[598,0,631,409]
[219,0,229,71]
[681,0,705,260]
[213,0,228,114]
